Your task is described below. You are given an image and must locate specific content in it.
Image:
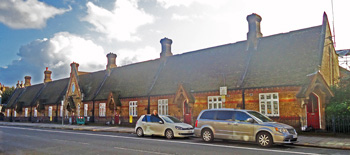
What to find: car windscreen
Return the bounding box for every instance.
[247,111,273,122]
[161,116,182,123]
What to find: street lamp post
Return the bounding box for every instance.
[61,100,64,126]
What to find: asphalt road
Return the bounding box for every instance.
[0,126,349,155]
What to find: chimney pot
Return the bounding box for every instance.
[106,53,117,70]
[44,67,52,83]
[70,62,79,76]
[24,76,31,87]
[246,13,263,50]
[160,37,173,58]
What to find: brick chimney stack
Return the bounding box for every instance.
[70,62,79,75]
[246,13,263,50]
[44,67,52,83]
[160,37,173,59]
[106,53,117,70]
[24,76,31,87]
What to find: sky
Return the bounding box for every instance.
[0,0,349,87]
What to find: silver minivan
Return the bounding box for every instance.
[194,109,297,147]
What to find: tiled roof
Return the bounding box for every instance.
[149,26,323,95]
[5,23,326,104]
[37,78,69,105]
[95,59,161,99]
[4,88,24,108]
[17,83,45,107]
[78,70,106,101]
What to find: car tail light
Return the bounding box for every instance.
[195,120,198,127]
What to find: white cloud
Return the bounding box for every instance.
[156,0,229,8]
[82,0,154,42]
[0,32,106,85]
[117,46,158,66]
[0,0,70,29]
[172,14,191,21]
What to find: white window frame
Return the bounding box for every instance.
[84,104,88,117]
[49,106,53,117]
[25,108,28,117]
[60,105,63,117]
[7,109,10,117]
[259,93,279,117]
[34,108,37,117]
[129,101,137,117]
[208,96,223,109]
[158,99,168,115]
[99,103,106,117]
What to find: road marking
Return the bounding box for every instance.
[0,126,318,155]
[114,146,172,155]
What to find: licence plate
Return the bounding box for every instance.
[293,135,297,138]
[188,130,194,133]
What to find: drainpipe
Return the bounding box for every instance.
[56,102,59,122]
[92,100,95,122]
[30,106,32,122]
[242,89,246,109]
[147,96,150,114]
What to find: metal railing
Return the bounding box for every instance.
[326,115,350,134]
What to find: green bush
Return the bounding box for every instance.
[1,87,15,105]
[326,80,350,116]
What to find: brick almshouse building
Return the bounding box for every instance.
[4,13,340,130]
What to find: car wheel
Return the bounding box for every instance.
[201,129,214,142]
[165,129,174,139]
[136,128,144,137]
[257,132,273,147]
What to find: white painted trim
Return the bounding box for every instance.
[129,101,137,117]
[307,93,321,129]
[259,93,279,117]
[158,99,168,115]
[99,103,106,117]
[304,103,307,128]
[312,93,322,129]
[207,96,223,109]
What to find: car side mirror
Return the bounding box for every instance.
[247,118,254,123]
[159,121,164,124]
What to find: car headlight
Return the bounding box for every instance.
[175,126,183,130]
[275,127,288,133]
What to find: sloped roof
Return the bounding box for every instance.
[78,70,107,101]
[17,84,45,107]
[148,26,323,95]
[95,59,161,99]
[5,22,326,103]
[37,78,69,105]
[339,67,350,81]
[244,26,322,87]
[4,88,24,108]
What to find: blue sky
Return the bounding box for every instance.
[0,0,349,87]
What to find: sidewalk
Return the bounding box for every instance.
[1,122,350,150]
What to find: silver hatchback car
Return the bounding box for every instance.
[194,109,298,147]
[135,115,194,139]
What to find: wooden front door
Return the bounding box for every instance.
[183,101,191,124]
[307,93,320,129]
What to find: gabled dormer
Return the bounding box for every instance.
[64,62,83,115]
